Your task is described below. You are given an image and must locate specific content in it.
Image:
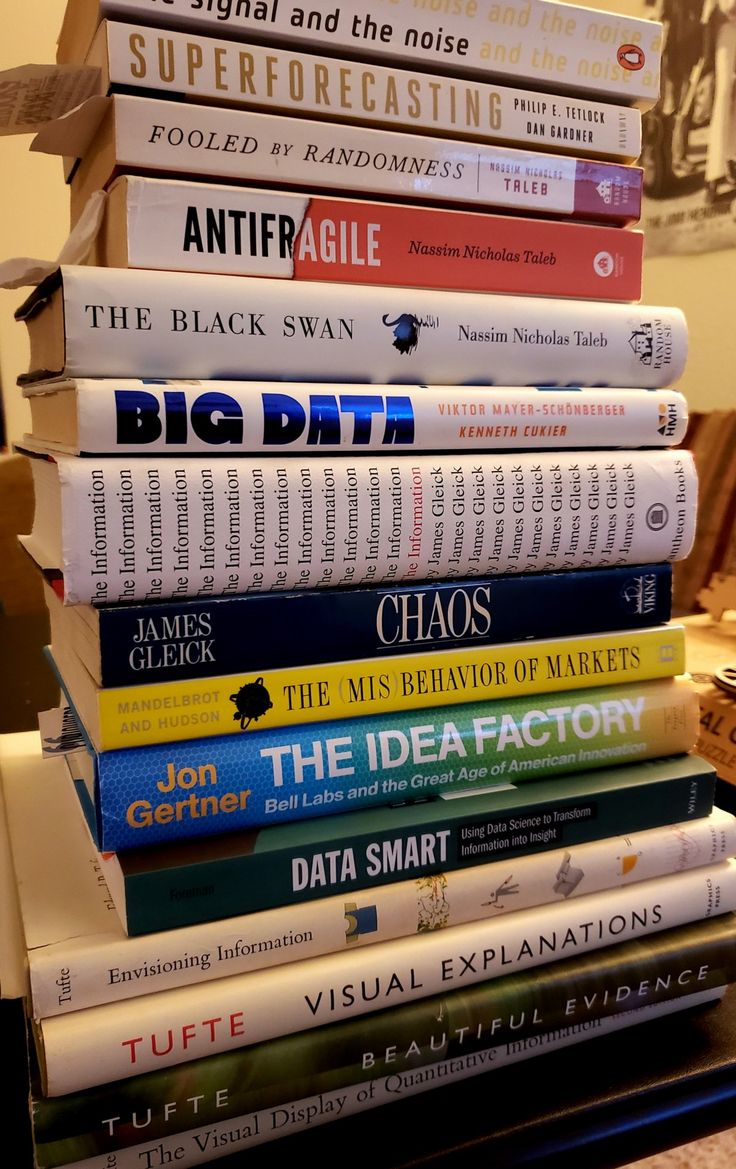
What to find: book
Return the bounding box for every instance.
[48,95,643,229]
[30,977,733,1169]
[46,673,700,850]
[17,450,698,604]
[54,0,664,111]
[48,622,689,751]
[7,738,733,1019]
[87,177,646,300]
[22,380,688,459]
[31,858,736,1095]
[15,266,685,388]
[81,19,643,161]
[74,752,718,934]
[41,563,678,690]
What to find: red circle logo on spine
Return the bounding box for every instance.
[617,44,645,71]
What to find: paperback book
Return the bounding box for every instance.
[17,450,697,604]
[8,739,733,1018]
[87,177,646,300]
[54,0,664,110]
[15,267,685,387]
[63,752,718,933]
[43,673,699,849]
[41,563,677,689]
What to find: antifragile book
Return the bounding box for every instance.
[54,0,664,110]
[38,95,644,228]
[81,18,643,160]
[15,266,685,387]
[88,177,645,300]
[18,449,697,604]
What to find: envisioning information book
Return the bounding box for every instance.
[41,563,677,689]
[8,740,733,1019]
[86,178,646,300]
[48,622,688,751]
[18,450,697,604]
[43,94,643,228]
[22,381,688,459]
[81,18,643,161]
[32,858,736,1095]
[43,673,700,850]
[54,0,664,111]
[66,752,718,934]
[15,267,685,387]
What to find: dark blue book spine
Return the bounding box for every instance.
[95,564,672,686]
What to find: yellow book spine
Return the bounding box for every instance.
[93,625,688,751]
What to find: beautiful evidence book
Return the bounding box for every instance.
[41,563,677,689]
[46,673,700,850]
[54,0,664,111]
[63,752,718,934]
[15,267,684,387]
[17,450,697,604]
[9,738,734,1019]
[31,858,736,1095]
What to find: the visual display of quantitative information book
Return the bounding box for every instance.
[10,737,734,1018]
[89,178,645,300]
[32,859,736,1095]
[50,623,688,751]
[70,753,718,934]
[42,563,676,689]
[81,19,643,160]
[45,94,643,228]
[23,381,688,458]
[54,0,664,111]
[45,674,699,850]
[18,450,697,604]
[15,266,685,387]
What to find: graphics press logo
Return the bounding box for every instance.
[629,324,653,365]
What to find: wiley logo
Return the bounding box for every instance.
[629,324,653,365]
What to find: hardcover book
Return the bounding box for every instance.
[82,19,643,160]
[8,738,733,1019]
[66,752,718,933]
[45,672,700,849]
[47,622,689,751]
[40,563,677,689]
[54,0,664,110]
[15,266,685,388]
[88,177,646,300]
[17,450,697,604]
[32,858,736,1094]
[31,92,644,229]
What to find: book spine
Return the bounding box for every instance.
[33,976,730,1167]
[84,675,699,849]
[34,861,736,1094]
[69,94,643,227]
[96,21,643,161]
[58,0,663,109]
[23,266,687,387]
[84,624,688,751]
[100,179,646,299]
[99,757,718,933]
[28,809,736,1019]
[39,450,696,604]
[42,382,688,456]
[85,562,680,687]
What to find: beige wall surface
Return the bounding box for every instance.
[0,0,731,449]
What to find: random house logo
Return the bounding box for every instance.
[381,312,439,355]
[629,324,653,366]
[619,574,658,616]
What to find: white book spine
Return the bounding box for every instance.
[28,811,736,1020]
[36,860,736,1095]
[27,449,696,605]
[30,381,689,455]
[95,20,642,160]
[33,265,687,386]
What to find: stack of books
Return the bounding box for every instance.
[4,2,736,1166]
